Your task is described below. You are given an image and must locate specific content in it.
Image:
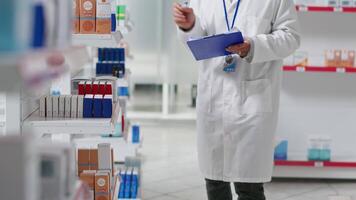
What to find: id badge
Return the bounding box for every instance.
[223,55,237,73]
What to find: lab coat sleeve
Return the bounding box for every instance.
[249,0,301,64]
[177,0,207,42]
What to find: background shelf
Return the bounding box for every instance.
[283,66,356,73]
[275,160,356,168]
[296,5,356,13]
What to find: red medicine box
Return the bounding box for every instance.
[105,82,112,95]
[78,81,86,95]
[92,81,100,95]
[85,81,93,94]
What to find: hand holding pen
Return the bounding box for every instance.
[173,1,195,31]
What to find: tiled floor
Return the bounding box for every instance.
[139,121,356,200]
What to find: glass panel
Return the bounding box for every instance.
[122,0,163,113]
[122,0,198,115]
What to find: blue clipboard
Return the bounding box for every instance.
[187,31,244,61]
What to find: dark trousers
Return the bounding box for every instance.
[205,179,266,200]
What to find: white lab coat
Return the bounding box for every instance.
[178,0,301,182]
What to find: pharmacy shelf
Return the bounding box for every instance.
[73,137,141,163]
[273,161,356,180]
[283,66,356,73]
[296,5,356,13]
[23,111,113,136]
[273,155,356,179]
[72,32,123,48]
[275,160,356,168]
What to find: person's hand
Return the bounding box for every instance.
[226,40,251,58]
[173,3,196,31]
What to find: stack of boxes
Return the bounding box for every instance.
[78,143,114,200]
[325,50,355,67]
[97,48,126,77]
[78,81,113,118]
[39,95,84,118]
[308,135,332,161]
[117,168,139,199]
[74,0,112,34]
[39,94,112,119]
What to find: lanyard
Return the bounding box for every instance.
[223,0,241,32]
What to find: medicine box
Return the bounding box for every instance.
[78,81,86,95]
[46,96,53,118]
[105,82,112,95]
[131,168,139,198]
[118,169,126,198]
[80,0,96,34]
[52,96,59,118]
[92,81,100,95]
[328,0,339,6]
[73,0,80,33]
[59,96,65,118]
[96,0,111,34]
[85,81,93,94]
[132,124,140,144]
[77,149,98,175]
[341,0,353,6]
[40,96,46,117]
[98,143,112,171]
[95,171,110,200]
[71,95,78,118]
[124,168,133,198]
[99,81,106,95]
[83,95,94,118]
[77,95,84,118]
[79,170,96,190]
[93,95,103,118]
[65,95,72,118]
[102,95,113,118]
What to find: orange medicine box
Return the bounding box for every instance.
[79,170,96,190]
[96,0,111,34]
[77,149,98,175]
[95,171,111,200]
[78,149,90,175]
[80,0,96,34]
[73,0,80,33]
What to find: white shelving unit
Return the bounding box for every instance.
[274,8,356,179]
[72,32,123,48]
[23,111,113,137]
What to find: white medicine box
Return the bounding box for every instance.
[341,0,353,6]
[328,0,340,6]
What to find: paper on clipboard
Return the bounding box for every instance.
[187,31,244,61]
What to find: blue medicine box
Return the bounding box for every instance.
[93,95,103,118]
[118,86,129,97]
[274,140,288,161]
[102,95,113,118]
[124,169,132,198]
[119,170,126,199]
[132,125,140,144]
[131,169,139,198]
[308,148,321,161]
[83,95,93,118]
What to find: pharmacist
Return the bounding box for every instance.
[174,0,300,199]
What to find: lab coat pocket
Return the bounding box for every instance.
[240,79,273,114]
